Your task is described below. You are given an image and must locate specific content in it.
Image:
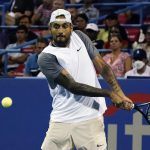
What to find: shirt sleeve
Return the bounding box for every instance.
[74,30,99,59]
[38,52,63,89]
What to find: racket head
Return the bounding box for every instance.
[133,102,150,124]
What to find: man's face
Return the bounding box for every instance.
[19,17,30,28]
[49,16,72,47]
[76,17,87,31]
[36,42,47,54]
[16,30,27,42]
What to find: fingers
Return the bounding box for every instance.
[113,101,133,110]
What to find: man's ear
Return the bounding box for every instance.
[48,24,52,34]
[71,24,73,32]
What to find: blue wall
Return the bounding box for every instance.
[0,78,150,150]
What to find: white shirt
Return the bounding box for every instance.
[125,66,150,77]
[40,31,107,123]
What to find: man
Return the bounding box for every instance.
[78,0,99,23]
[125,49,150,78]
[4,25,29,73]
[18,15,38,41]
[5,0,34,26]
[24,37,48,76]
[85,23,104,49]
[38,9,133,150]
[132,26,150,65]
[32,0,64,25]
[74,13,89,33]
[97,13,129,44]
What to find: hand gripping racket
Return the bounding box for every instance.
[132,102,150,124]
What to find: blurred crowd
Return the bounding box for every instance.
[0,0,150,78]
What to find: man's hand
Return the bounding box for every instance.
[110,91,133,110]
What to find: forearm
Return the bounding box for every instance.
[93,55,124,94]
[101,63,124,94]
[55,71,111,97]
[69,82,111,97]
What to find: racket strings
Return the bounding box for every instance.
[146,104,150,122]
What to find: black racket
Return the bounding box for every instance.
[132,102,150,124]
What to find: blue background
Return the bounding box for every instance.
[0,78,150,150]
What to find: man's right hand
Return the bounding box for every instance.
[110,91,133,110]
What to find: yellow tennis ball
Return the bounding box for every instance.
[1,97,13,108]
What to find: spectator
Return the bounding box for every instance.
[132,26,150,64]
[24,37,48,76]
[103,34,132,77]
[78,0,99,23]
[97,13,129,43]
[32,0,64,25]
[67,7,78,25]
[5,0,34,26]
[7,15,38,44]
[125,49,150,78]
[3,25,30,75]
[32,0,53,25]
[52,0,64,10]
[74,13,89,33]
[104,26,129,49]
[85,23,104,49]
[18,15,38,41]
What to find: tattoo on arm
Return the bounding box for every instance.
[101,64,121,93]
[93,55,123,94]
[54,69,110,97]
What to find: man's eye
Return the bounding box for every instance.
[53,24,60,29]
[62,24,69,29]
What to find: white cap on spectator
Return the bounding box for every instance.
[49,9,72,24]
[86,23,99,31]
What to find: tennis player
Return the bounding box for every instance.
[38,9,133,150]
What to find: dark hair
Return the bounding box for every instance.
[76,13,89,23]
[18,15,31,23]
[16,25,28,33]
[37,37,49,45]
[105,13,118,20]
[108,33,123,42]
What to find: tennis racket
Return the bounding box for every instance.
[132,102,150,124]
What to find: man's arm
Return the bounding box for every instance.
[93,54,124,94]
[38,52,133,109]
[75,30,126,96]
[55,69,111,97]
[55,68,132,109]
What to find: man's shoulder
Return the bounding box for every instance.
[74,30,84,35]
